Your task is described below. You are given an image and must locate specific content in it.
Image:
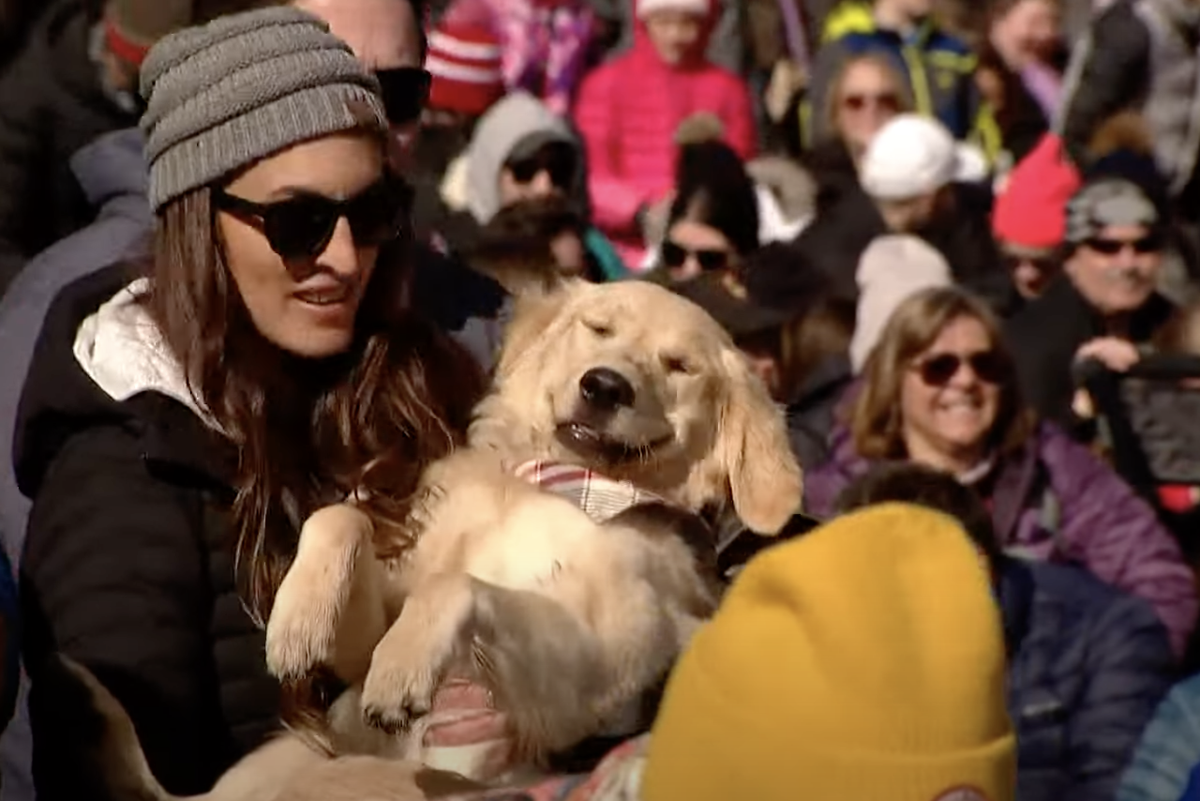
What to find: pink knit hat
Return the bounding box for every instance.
[425,21,505,117]
[992,135,1082,250]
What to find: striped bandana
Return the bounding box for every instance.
[514,461,664,522]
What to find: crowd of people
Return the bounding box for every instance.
[1,0,1200,798]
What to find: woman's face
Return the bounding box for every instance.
[217,132,386,359]
[662,219,738,282]
[900,315,1003,462]
[835,60,903,155]
[643,10,705,66]
[992,0,1060,68]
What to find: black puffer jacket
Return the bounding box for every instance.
[13,266,279,798]
[0,0,137,292]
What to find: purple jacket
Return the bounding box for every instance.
[806,421,1197,657]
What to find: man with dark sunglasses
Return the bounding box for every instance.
[1006,160,1177,438]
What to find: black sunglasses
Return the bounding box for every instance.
[1084,234,1163,256]
[214,176,412,260]
[1001,252,1059,274]
[661,240,731,273]
[376,67,431,125]
[913,350,1006,387]
[505,142,576,189]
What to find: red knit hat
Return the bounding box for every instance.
[426,22,505,117]
[992,134,1082,250]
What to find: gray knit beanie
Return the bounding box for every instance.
[140,7,388,212]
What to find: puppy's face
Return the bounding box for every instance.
[474,280,803,534]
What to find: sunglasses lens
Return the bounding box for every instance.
[661,241,687,268]
[969,351,1005,384]
[263,197,339,260]
[878,93,900,113]
[842,95,866,110]
[376,68,430,125]
[919,354,961,386]
[1134,235,1163,254]
[696,249,729,272]
[508,158,539,183]
[347,179,410,246]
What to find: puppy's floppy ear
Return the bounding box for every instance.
[716,347,804,534]
[495,278,583,376]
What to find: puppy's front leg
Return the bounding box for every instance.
[360,573,477,733]
[265,504,389,683]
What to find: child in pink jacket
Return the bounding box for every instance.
[573,0,757,267]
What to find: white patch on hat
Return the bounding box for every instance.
[932,787,991,801]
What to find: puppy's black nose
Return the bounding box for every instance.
[579,367,635,410]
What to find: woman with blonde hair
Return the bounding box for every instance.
[805,286,1196,655]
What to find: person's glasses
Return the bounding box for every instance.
[505,143,577,190]
[913,350,1006,387]
[214,175,413,260]
[661,240,731,272]
[375,67,431,126]
[1084,235,1163,256]
[1001,253,1058,274]
[841,91,901,113]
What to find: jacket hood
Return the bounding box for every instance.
[464,92,581,223]
[70,127,148,207]
[630,0,717,68]
[14,267,214,499]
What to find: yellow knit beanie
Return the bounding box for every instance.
[641,503,1015,801]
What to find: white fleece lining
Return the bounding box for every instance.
[72,278,212,423]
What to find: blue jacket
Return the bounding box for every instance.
[807,17,999,153]
[1003,558,1175,801]
[1118,673,1200,801]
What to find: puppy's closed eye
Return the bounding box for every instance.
[662,355,693,375]
[582,319,614,338]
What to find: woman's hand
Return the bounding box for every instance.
[1074,337,1142,373]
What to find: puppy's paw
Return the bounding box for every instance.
[360,658,439,733]
[264,560,348,680]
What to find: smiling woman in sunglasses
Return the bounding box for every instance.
[805,285,1196,657]
[12,9,484,797]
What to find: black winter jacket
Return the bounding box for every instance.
[0,0,137,293]
[12,266,279,798]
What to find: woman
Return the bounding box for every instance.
[804,287,1197,656]
[648,140,760,281]
[805,53,911,213]
[13,9,483,797]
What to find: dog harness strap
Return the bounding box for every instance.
[514,461,665,523]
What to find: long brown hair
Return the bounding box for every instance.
[850,287,1034,460]
[145,183,484,622]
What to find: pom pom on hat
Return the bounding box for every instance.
[637,0,710,18]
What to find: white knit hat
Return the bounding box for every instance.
[860,114,977,200]
[637,0,709,18]
[850,234,953,371]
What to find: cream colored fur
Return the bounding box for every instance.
[78,279,804,801]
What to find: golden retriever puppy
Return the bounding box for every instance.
[73,278,803,801]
